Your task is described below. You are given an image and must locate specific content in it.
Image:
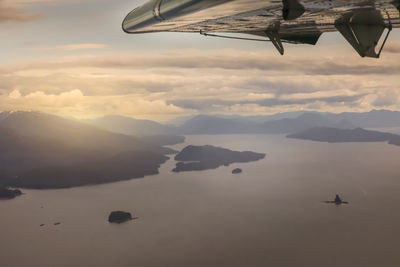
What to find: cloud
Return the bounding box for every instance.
[3,0,93,4]
[38,43,109,51]
[385,42,400,54]
[0,49,399,119]
[372,89,400,107]
[1,89,188,120]
[168,94,366,110]
[8,90,22,99]
[0,0,40,22]
[4,50,400,76]
[0,0,88,23]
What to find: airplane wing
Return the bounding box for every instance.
[122,0,400,58]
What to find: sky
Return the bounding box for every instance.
[0,0,400,121]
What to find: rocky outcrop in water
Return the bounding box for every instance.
[232,168,242,174]
[0,187,22,199]
[323,194,349,205]
[108,211,133,223]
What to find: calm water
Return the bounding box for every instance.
[1,135,400,267]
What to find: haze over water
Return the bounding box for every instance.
[1,134,400,267]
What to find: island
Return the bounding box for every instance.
[287,127,400,145]
[108,211,133,223]
[323,194,349,205]
[232,168,243,174]
[0,187,22,199]
[172,145,265,172]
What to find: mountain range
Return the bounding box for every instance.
[2,109,400,188]
[83,115,177,136]
[83,110,400,136]
[178,110,400,134]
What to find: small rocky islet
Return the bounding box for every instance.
[232,168,243,174]
[108,211,134,223]
[324,194,349,205]
[0,187,22,199]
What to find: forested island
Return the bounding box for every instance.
[173,145,265,172]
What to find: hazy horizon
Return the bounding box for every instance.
[2,108,400,123]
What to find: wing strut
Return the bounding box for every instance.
[199,30,299,55]
[200,30,271,42]
[200,29,285,55]
[265,29,284,55]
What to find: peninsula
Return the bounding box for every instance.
[287,127,400,146]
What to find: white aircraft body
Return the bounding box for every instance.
[122,0,400,58]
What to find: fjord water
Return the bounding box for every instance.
[1,135,400,267]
